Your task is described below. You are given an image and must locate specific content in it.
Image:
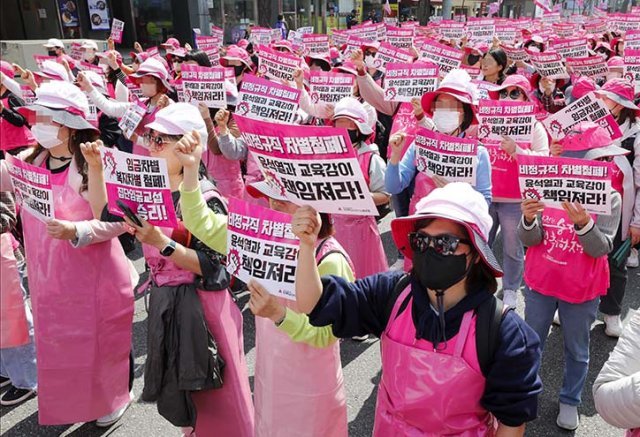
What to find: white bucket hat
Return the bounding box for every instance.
[43,38,64,49]
[391,182,503,277]
[332,96,374,136]
[145,102,207,145]
[130,57,173,91]
[35,60,71,82]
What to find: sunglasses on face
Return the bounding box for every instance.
[596,48,609,54]
[408,232,470,256]
[499,88,523,100]
[143,133,172,150]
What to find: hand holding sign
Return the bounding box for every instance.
[561,202,590,228]
[215,108,230,129]
[46,219,77,241]
[350,49,365,72]
[521,198,545,223]
[134,41,143,53]
[293,68,304,90]
[411,97,423,117]
[500,136,517,156]
[248,280,286,323]
[550,141,563,157]
[291,205,321,246]
[79,140,104,169]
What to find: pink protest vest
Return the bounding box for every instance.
[388,102,418,160]
[142,194,254,436]
[524,208,610,304]
[0,97,35,151]
[254,236,353,437]
[132,101,160,156]
[22,162,134,425]
[611,162,624,196]
[243,151,268,207]
[0,232,29,349]
[332,150,388,278]
[375,286,497,436]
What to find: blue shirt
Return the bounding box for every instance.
[384,142,493,205]
[309,271,542,427]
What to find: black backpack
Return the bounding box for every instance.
[385,274,508,376]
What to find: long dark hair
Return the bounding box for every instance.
[412,218,498,294]
[485,48,508,84]
[618,107,638,126]
[184,50,212,68]
[25,126,98,192]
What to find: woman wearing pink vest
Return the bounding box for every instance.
[330,97,389,279]
[0,61,35,153]
[294,182,542,436]
[245,180,355,437]
[0,81,135,426]
[518,123,624,431]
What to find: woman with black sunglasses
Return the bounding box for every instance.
[292,182,542,437]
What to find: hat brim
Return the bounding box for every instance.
[129,71,173,91]
[421,89,478,122]
[488,82,531,100]
[220,57,252,70]
[391,212,503,277]
[246,181,287,201]
[596,90,640,110]
[333,114,373,136]
[20,105,98,132]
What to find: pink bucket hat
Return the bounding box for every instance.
[488,74,532,100]
[421,69,478,121]
[20,81,96,131]
[0,61,22,99]
[390,182,503,276]
[333,60,359,76]
[220,46,253,70]
[246,180,287,201]
[464,42,489,55]
[273,40,293,52]
[597,78,639,110]
[130,57,173,90]
[0,60,14,78]
[160,37,180,49]
[332,96,374,136]
[305,53,332,69]
[607,56,625,68]
[561,122,628,159]
[570,76,597,101]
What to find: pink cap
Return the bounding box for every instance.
[0,60,14,78]
[96,50,123,63]
[571,76,597,100]
[561,121,611,151]
[421,69,478,120]
[273,40,293,52]
[597,78,639,110]
[464,42,489,54]
[607,56,624,68]
[595,41,612,52]
[329,47,340,60]
[332,96,373,136]
[130,57,173,90]
[333,60,358,76]
[220,46,253,69]
[237,39,250,50]
[161,37,180,49]
[488,74,532,100]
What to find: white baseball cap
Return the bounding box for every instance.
[81,40,99,51]
[43,38,65,49]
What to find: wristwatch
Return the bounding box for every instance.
[160,240,177,257]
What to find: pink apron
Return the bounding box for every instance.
[333,149,388,278]
[143,224,254,436]
[524,208,610,304]
[253,237,351,437]
[627,429,640,437]
[389,102,418,160]
[202,149,245,200]
[0,97,35,151]
[0,232,29,348]
[22,165,134,425]
[243,151,268,207]
[375,286,497,436]
[132,102,159,156]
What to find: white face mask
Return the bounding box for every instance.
[31,123,63,149]
[83,51,95,62]
[432,109,461,134]
[140,83,158,97]
[173,62,181,73]
[365,55,377,69]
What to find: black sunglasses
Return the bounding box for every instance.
[499,88,523,100]
[409,232,470,256]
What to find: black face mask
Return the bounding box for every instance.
[413,247,470,292]
[48,50,57,57]
[233,65,246,77]
[467,54,481,65]
[348,129,360,145]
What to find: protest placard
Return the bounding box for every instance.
[419,39,463,75]
[302,34,330,55]
[473,80,499,100]
[203,46,220,66]
[236,74,300,124]
[308,71,355,103]
[552,22,578,38]
[518,154,613,215]
[477,100,536,143]
[5,155,55,222]
[484,141,521,200]
[180,64,226,108]
[20,86,36,105]
[250,27,273,45]
[100,148,178,227]
[195,35,219,50]
[438,21,466,39]
[550,38,589,60]
[584,19,608,35]
[210,25,224,44]
[257,45,301,82]
[466,18,495,43]
[70,42,83,61]
[33,55,56,70]
[270,28,283,42]
[386,26,414,48]
[626,30,640,51]
[371,42,414,73]
[110,18,124,43]
[330,29,348,47]
[462,64,482,79]
[495,24,518,43]
[501,44,529,62]
[118,101,146,139]
[383,62,439,102]
[234,115,377,216]
[527,51,569,79]
[226,198,299,300]
[350,22,379,41]
[413,128,478,185]
[297,26,314,35]
[609,14,640,32]
[624,49,640,93]
[566,56,608,79]
[542,91,622,140]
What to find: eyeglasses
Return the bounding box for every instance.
[143,133,172,149]
[596,48,609,54]
[408,232,470,256]
[499,88,523,100]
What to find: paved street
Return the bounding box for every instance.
[1,213,638,437]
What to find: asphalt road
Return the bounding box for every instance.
[1,212,638,437]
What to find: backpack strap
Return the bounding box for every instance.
[475,295,510,376]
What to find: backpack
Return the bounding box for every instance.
[385,274,509,376]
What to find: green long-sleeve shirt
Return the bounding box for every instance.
[179,184,354,348]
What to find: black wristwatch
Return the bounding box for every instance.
[160,240,177,257]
